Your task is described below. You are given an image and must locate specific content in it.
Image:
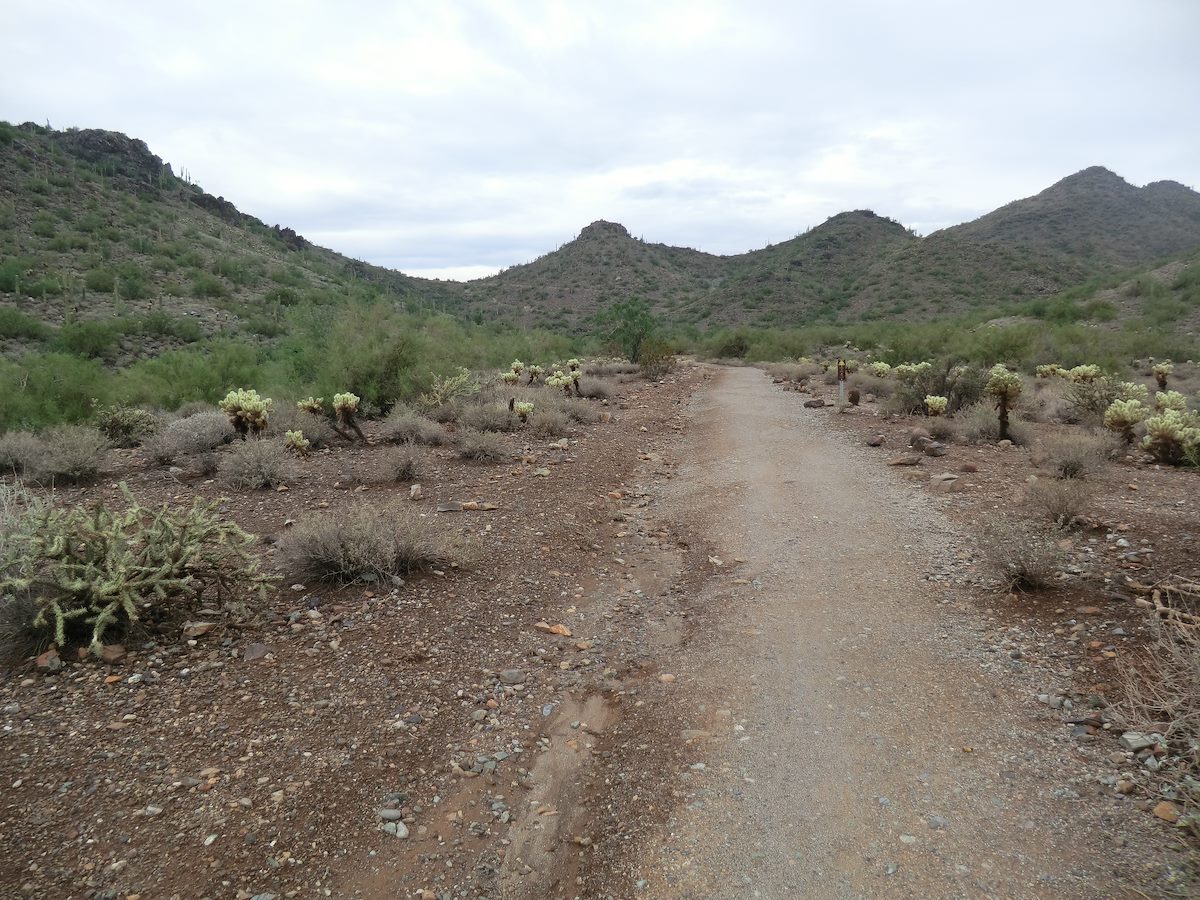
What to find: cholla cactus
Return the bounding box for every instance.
[514,401,534,423]
[332,391,365,442]
[1116,382,1149,402]
[924,395,948,417]
[526,364,545,385]
[894,362,932,382]
[284,430,311,456]
[418,367,479,410]
[1155,390,1188,412]
[1035,364,1065,379]
[1103,399,1148,444]
[1068,364,1101,383]
[567,358,581,372]
[546,370,573,396]
[1152,361,1173,390]
[868,362,892,378]
[297,396,324,415]
[1142,409,1200,465]
[219,388,271,437]
[501,370,520,385]
[844,359,860,374]
[510,359,525,375]
[985,364,1023,442]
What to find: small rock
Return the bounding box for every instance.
[436,501,464,513]
[960,462,978,473]
[887,455,922,467]
[377,808,405,821]
[659,673,676,684]
[243,643,271,663]
[923,442,947,457]
[866,434,885,447]
[803,398,826,408]
[34,647,61,674]
[499,669,526,685]
[290,583,306,592]
[381,821,410,839]
[410,484,423,501]
[1153,800,1180,823]
[99,644,126,664]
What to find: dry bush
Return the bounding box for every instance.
[956,402,1030,445]
[425,403,461,424]
[0,431,45,475]
[146,411,235,463]
[218,439,296,489]
[585,360,639,377]
[459,403,519,433]
[527,408,571,438]
[926,417,959,443]
[576,378,614,400]
[279,503,463,583]
[379,406,452,445]
[174,400,216,418]
[1033,430,1115,479]
[562,399,603,424]
[1024,478,1096,526]
[29,426,109,484]
[458,428,508,462]
[980,521,1063,592]
[380,444,422,482]
[1022,379,1076,424]
[267,406,334,449]
[848,372,891,399]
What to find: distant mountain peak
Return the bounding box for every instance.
[578,220,631,240]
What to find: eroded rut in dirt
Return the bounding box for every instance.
[611,367,1156,899]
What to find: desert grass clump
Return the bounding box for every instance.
[380,444,422,482]
[219,388,271,437]
[380,406,450,446]
[279,503,462,583]
[926,417,959,443]
[458,428,508,462]
[981,521,1063,592]
[145,412,235,463]
[0,431,45,475]
[1034,431,1114,479]
[0,485,270,656]
[268,405,334,449]
[1104,399,1149,444]
[957,401,1029,445]
[527,408,571,438]
[218,439,296,489]
[30,426,109,484]
[1153,361,1174,390]
[459,403,518,433]
[92,403,160,448]
[576,377,614,400]
[1024,478,1096,527]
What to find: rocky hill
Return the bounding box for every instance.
[3,121,1199,346]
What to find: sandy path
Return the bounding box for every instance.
[635,366,1134,899]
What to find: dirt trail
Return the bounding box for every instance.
[633,367,1139,899]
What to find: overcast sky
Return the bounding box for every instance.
[4,1,1198,280]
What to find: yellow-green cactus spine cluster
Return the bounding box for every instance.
[1036,364,1065,379]
[284,430,311,456]
[501,370,520,385]
[1103,399,1148,444]
[1117,382,1149,402]
[1142,408,1200,465]
[546,370,573,395]
[219,388,271,437]
[894,362,932,382]
[1155,390,1187,412]
[510,359,525,375]
[514,401,534,422]
[332,392,365,441]
[526,364,545,385]
[924,395,948,416]
[297,396,324,415]
[1068,364,1101,383]
[1152,361,1173,390]
[868,362,892,378]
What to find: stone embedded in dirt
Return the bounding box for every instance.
[1118,731,1157,752]
[534,621,573,637]
[182,622,217,639]
[887,455,922,467]
[34,647,61,674]
[381,821,410,838]
[659,673,676,683]
[998,439,1014,449]
[924,442,947,457]
[803,399,825,408]
[99,644,126,664]
[960,462,978,473]
[533,467,551,476]
[290,583,306,592]
[1153,800,1180,823]
[911,435,934,451]
[1117,779,1135,795]
[499,669,526,685]
[243,643,272,662]
[436,501,464,513]
[908,427,932,445]
[409,483,423,500]
[866,434,885,447]
[377,808,405,821]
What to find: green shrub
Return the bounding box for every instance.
[92,403,160,447]
[191,273,227,298]
[0,258,35,293]
[0,308,50,341]
[84,269,116,293]
[279,504,461,583]
[218,439,295,489]
[0,485,270,655]
[58,319,121,358]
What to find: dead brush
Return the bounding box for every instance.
[1117,578,1200,839]
[379,406,452,445]
[457,428,508,462]
[218,439,296,489]
[980,520,1064,592]
[279,503,464,583]
[1023,478,1096,527]
[1032,431,1116,480]
[379,444,422,482]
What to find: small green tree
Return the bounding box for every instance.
[594,297,657,363]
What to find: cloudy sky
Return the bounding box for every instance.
[5,1,1197,279]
